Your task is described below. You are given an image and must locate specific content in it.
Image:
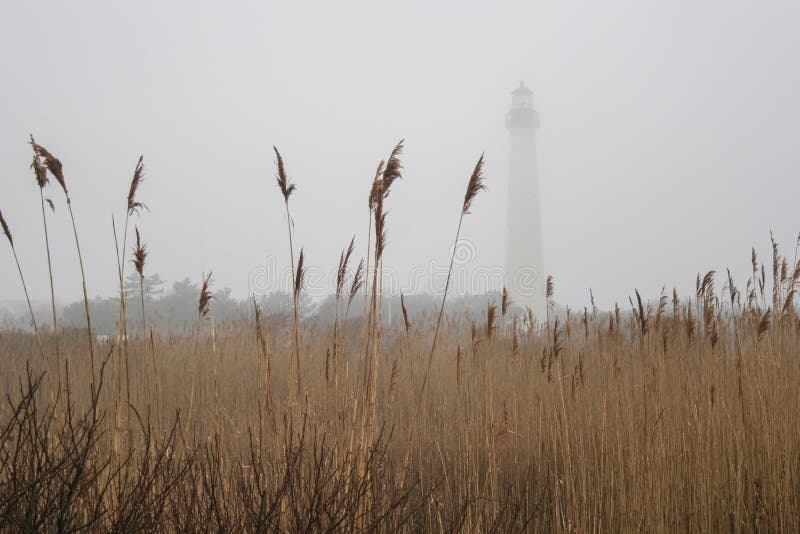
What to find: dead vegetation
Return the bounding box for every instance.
[1,137,799,532]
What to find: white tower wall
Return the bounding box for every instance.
[505,83,546,322]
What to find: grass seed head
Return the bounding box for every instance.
[29,140,49,189]
[348,258,365,308]
[199,272,214,319]
[127,156,148,216]
[336,236,355,298]
[382,140,404,192]
[274,146,296,202]
[294,248,306,298]
[487,301,497,340]
[401,293,411,334]
[0,209,13,247]
[29,136,67,196]
[133,226,147,278]
[462,153,486,215]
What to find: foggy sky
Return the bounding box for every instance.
[1,1,799,311]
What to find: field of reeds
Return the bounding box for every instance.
[1,138,799,532]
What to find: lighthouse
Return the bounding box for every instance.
[505,82,546,321]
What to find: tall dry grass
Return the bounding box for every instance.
[1,138,799,532]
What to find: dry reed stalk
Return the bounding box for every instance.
[0,209,50,384]
[355,142,402,526]
[29,139,61,393]
[110,216,126,456]
[726,269,743,360]
[359,161,384,360]
[456,345,463,391]
[343,257,365,409]
[198,272,219,434]
[115,156,145,423]
[133,227,160,424]
[582,307,589,340]
[253,298,273,431]
[353,160,384,482]
[332,236,355,387]
[31,138,96,392]
[401,153,485,484]
[366,143,403,423]
[273,146,302,401]
[388,358,399,403]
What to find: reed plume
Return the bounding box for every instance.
[673,288,680,320]
[383,141,403,188]
[487,301,497,341]
[30,142,49,189]
[757,309,771,341]
[400,293,411,335]
[771,232,780,311]
[30,136,96,388]
[133,227,147,279]
[274,146,296,202]
[347,258,365,313]
[635,289,647,336]
[0,210,11,245]
[462,154,487,215]
[30,139,66,195]
[294,248,305,299]
[337,237,355,299]
[501,286,511,319]
[332,237,355,385]
[127,156,147,216]
[545,275,555,326]
[199,272,214,319]
[29,141,60,385]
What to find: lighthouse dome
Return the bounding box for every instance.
[511,82,534,110]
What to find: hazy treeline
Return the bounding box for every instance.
[1,272,516,335]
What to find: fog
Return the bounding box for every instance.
[1,1,799,313]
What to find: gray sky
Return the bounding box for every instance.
[1,1,798,310]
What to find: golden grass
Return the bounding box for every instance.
[1,138,799,531]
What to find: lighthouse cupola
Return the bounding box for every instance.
[506,82,540,129]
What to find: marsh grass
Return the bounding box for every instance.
[1,139,799,532]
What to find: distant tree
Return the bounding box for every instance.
[260,291,313,317]
[212,287,239,321]
[124,272,166,300]
[57,276,317,335]
[63,297,120,335]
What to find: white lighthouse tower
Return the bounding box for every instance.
[505,82,546,321]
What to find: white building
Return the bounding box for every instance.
[505,82,546,321]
